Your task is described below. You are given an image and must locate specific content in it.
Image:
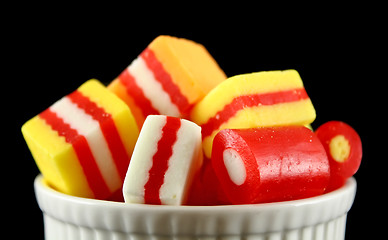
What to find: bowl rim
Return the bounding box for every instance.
[34,174,357,235]
[35,174,356,211]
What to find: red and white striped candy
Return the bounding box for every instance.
[211,127,330,204]
[123,115,203,205]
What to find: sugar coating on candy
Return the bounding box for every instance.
[191,69,316,158]
[22,80,139,199]
[123,115,202,205]
[315,121,362,192]
[21,33,363,208]
[211,127,330,204]
[108,35,226,128]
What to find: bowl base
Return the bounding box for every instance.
[43,213,347,240]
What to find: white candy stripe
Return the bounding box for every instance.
[159,119,202,205]
[128,57,181,117]
[223,148,247,186]
[122,116,166,204]
[50,97,121,192]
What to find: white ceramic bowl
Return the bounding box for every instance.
[34,175,356,240]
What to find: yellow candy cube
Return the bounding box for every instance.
[22,79,139,199]
[190,70,316,158]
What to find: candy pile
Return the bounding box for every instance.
[22,35,362,205]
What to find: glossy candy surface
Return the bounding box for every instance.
[211,127,330,204]
[22,80,139,199]
[21,33,363,209]
[108,35,227,128]
[191,70,316,158]
[123,115,203,205]
[186,158,230,206]
[315,121,362,191]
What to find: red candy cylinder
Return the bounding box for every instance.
[211,126,330,204]
[315,121,362,192]
[186,158,230,206]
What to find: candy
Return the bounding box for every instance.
[191,70,316,158]
[123,115,203,205]
[186,158,230,206]
[108,35,227,128]
[211,127,330,204]
[315,121,362,191]
[22,79,139,199]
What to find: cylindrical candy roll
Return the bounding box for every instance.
[211,127,330,204]
[315,121,362,192]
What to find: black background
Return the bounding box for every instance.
[5,8,383,239]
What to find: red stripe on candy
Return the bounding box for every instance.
[67,90,130,181]
[201,88,310,138]
[141,48,190,115]
[39,109,111,199]
[144,116,181,204]
[118,68,160,117]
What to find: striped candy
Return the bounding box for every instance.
[22,80,139,200]
[123,115,203,205]
[108,35,227,129]
[211,127,330,204]
[315,121,362,192]
[190,70,316,158]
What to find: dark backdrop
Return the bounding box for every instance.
[6,10,382,239]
